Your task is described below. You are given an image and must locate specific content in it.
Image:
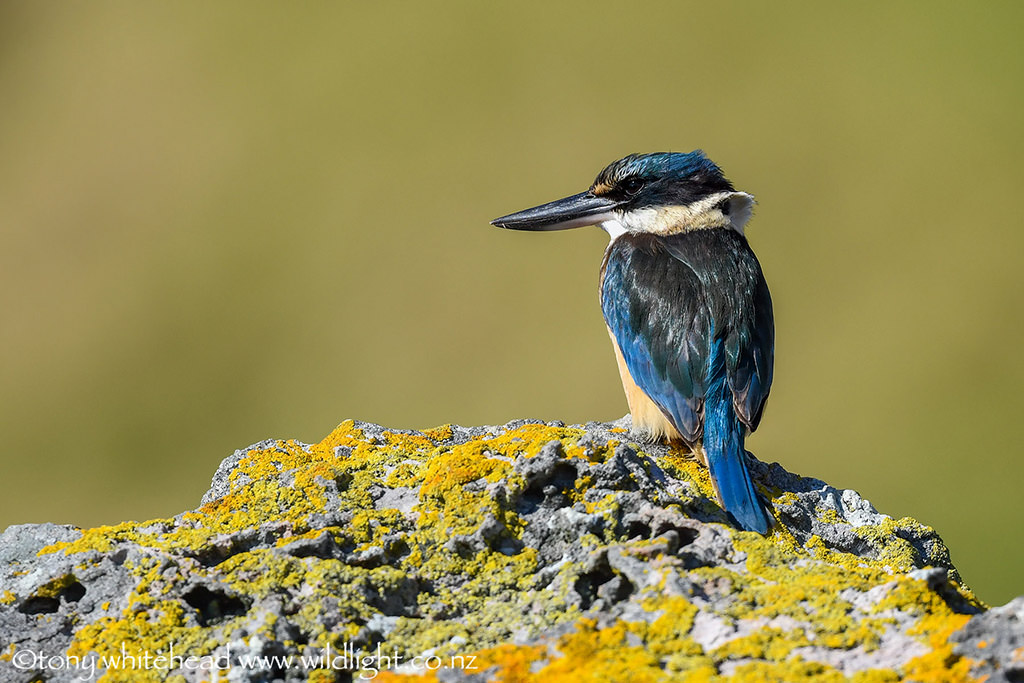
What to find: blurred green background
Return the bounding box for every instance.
[1,2,1021,604]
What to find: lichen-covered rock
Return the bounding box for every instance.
[951,597,1024,682]
[0,419,1012,682]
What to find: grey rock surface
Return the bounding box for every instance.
[952,596,1024,682]
[0,419,1013,682]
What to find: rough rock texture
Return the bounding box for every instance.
[951,597,1024,682]
[0,418,1017,682]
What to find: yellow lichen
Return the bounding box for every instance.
[30,572,82,599]
[25,421,983,682]
[712,627,813,661]
[817,508,843,525]
[530,619,663,682]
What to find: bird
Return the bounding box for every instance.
[491,151,774,534]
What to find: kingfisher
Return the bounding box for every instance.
[491,151,774,533]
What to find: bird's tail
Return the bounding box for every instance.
[704,341,771,534]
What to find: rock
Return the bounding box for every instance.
[0,418,1011,681]
[951,597,1024,682]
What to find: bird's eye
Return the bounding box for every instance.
[620,177,645,196]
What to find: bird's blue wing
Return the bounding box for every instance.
[661,229,773,431]
[601,233,709,443]
[600,230,774,439]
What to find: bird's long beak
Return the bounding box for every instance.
[491,191,623,231]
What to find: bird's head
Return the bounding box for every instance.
[491,151,754,238]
